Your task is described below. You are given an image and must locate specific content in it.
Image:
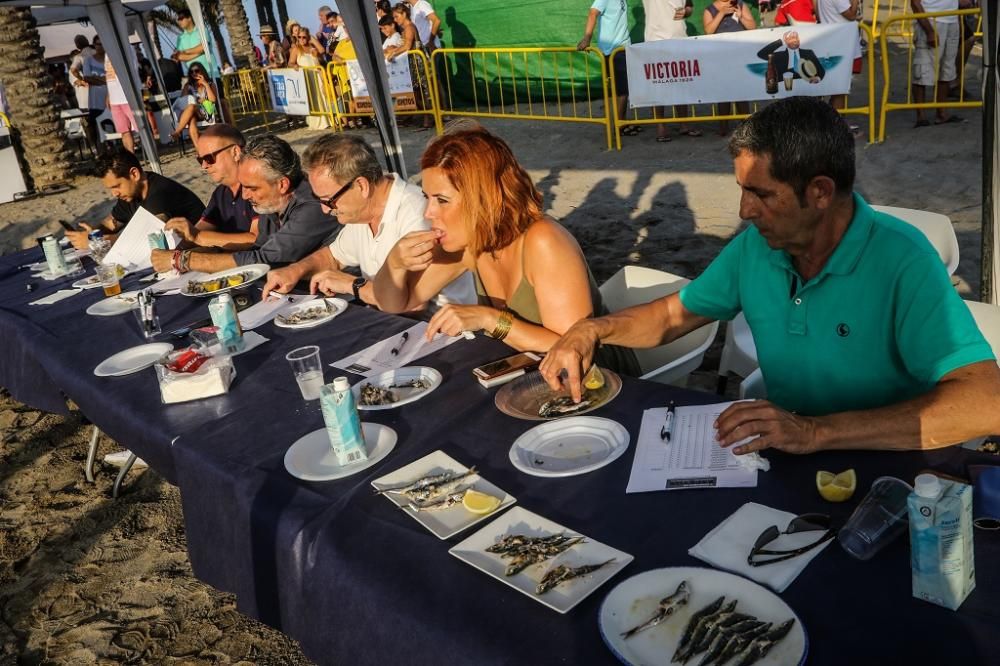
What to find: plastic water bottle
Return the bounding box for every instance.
[88,229,110,263]
[320,377,368,466]
[208,293,246,354]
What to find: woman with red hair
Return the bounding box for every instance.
[374,127,639,375]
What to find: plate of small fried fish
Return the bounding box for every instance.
[273,298,348,329]
[180,264,269,297]
[449,506,633,614]
[598,567,806,666]
[352,366,442,410]
[371,450,516,539]
[494,369,622,421]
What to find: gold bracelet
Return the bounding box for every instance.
[489,309,513,341]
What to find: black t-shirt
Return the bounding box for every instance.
[111,172,205,226]
[201,184,257,233]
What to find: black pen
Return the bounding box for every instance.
[390,331,409,356]
[660,400,676,442]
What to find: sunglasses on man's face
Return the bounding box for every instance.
[747,513,835,567]
[196,143,237,166]
[315,178,355,209]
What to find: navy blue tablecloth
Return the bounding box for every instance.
[170,306,1000,666]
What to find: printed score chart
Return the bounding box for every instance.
[626,402,758,493]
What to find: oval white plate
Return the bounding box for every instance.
[179,263,269,297]
[284,423,397,481]
[72,274,104,290]
[273,298,348,329]
[94,342,174,377]
[86,290,141,316]
[353,366,442,411]
[509,416,630,477]
[598,567,807,666]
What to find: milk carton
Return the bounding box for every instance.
[908,474,975,610]
[320,377,368,466]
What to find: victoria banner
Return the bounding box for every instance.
[626,23,858,108]
[267,69,310,116]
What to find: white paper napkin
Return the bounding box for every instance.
[688,502,834,593]
[238,293,317,330]
[29,289,82,305]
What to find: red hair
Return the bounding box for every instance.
[420,129,543,256]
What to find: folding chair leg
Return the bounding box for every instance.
[112,453,138,499]
[85,425,100,483]
[716,374,729,396]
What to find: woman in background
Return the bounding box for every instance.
[374,127,640,376]
[169,62,217,146]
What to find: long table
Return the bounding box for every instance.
[3,247,999,665]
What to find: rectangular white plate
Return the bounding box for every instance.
[448,506,633,614]
[370,450,515,540]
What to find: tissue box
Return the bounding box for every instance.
[155,348,236,403]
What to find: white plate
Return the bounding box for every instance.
[94,342,174,377]
[179,263,269,297]
[72,274,104,290]
[273,298,348,329]
[509,416,630,478]
[598,567,808,666]
[284,423,397,482]
[353,366,443,411]
[86,290,141,316]
[449,506,633,613]
[371,450,515,539]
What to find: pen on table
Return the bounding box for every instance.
[390,331,410,356]
[660,400,676,442]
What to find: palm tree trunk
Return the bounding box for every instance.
[0,7,73,189]
[275,0,289,38]
[220,0,257,69]
[208,18,231,68]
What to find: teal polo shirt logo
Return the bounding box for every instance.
[679,193,995,416]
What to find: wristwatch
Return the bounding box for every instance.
[352,277,368,302]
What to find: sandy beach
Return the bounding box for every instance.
[0,46,986,662]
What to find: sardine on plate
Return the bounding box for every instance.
[621,579,691,639]
[675,595,725,656]
[538,395,593,418]
[535,558,615,594]
[408,488,469,512]
[404,469,479,504]
[733,618,795,666]
[673,599,738,664]
[374,468,476,497]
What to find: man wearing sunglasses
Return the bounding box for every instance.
[158,124,258,254]
[261,134,474,310]
[151,135,334,274]
[541,97,1000,455]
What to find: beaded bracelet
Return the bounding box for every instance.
[489,309,514,341]
[171,250,181,273]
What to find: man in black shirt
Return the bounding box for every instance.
[164,124,258,251]
[66,149,204,250]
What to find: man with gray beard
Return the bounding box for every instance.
[151,135,336,273]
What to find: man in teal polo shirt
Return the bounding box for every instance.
[171,8,218,79]
[540,97,1000,454]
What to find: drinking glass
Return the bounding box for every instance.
[286,345,324,400]
[96,263,122,297]
[839,476,913,560]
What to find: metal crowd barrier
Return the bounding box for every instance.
[609,23,878,149]
[877,8,983,142]
[431,46,612,149]
[873,0,983,38]
[299,65,339,128]
[221,69,273,130]
[326,49,440,132]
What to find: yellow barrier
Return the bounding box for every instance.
[326,50,440,132]
[873,0,983,38]
[299,65,339,128]
[877,8,982,142]
[221,69,273,130]
[0,112,9,128]
[609,23,878,150]
[431,46,612,150]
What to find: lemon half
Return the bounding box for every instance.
[816,469,857,502]
[462,489,502,514]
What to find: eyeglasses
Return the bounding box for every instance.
[196,143,237,166]
[747,513,835,567]
[315,178,355,209]
[298,36,309,40]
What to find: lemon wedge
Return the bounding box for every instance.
[462,489,502,514]
[816,469,857,502]
[584,365,605,390]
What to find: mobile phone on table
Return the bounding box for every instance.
[58,219,80,232]
[473,351,542,388]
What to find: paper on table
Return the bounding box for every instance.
[625,402,758,493]
[238,294,317,329]
[29,289,82,305]
[101,206,181,273]
[689,501,834,592]
[331,321,464,377]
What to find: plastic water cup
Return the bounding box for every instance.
[96,263,122,297]
[286,345,324,400]
[838,476,913,560]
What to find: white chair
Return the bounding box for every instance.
[717,205,960,393]
[599,266,719,385]
[738,367,767,400]
[961,299,1000,450]
[872,205,960,276]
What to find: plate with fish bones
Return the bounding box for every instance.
[494,369,622,421]
[598,567,807,666]
[352,366,442,410]
[273,298,348,329]
[449,506,633,614]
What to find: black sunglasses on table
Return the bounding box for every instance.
[315,178,355,209]
[747,513,835,567]
[196,143,237,166]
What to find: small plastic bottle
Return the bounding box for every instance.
[208,292,246,353]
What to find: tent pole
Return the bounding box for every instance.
[982,1,997,305]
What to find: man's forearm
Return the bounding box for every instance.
[188,251,238,273]
[589,294,713,350]
[193,230,257,249]
[813,362,1000,451]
